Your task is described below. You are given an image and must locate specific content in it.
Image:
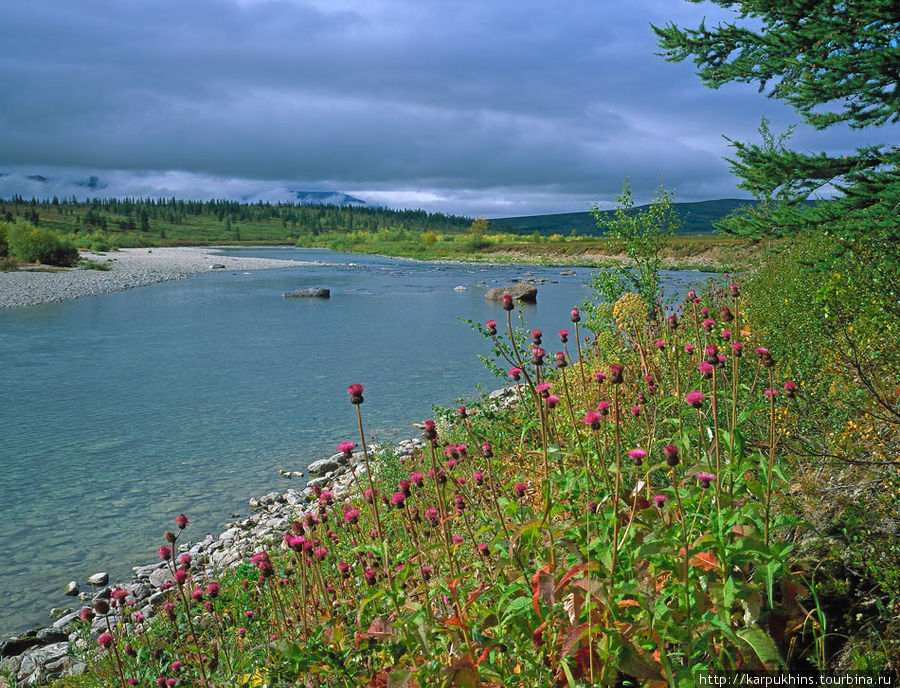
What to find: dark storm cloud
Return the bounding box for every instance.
[0,0,876,215]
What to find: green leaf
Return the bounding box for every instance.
[736,627,783,670]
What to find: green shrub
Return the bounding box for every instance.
[0,222,8,257]
[6,219,79,266]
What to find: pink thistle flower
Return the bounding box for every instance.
[609,363,624,384]
[237,627,247,638]
[732,342,744,356]
[570,307,581,323]
[596,400,611,415]
[667,314,679,329]
[245,610,254,619]
[174,570,188,585]
[451,535,464,544]
[784,381,798,398]
[664,444,680,466]
[481,442,492,458]
[343,507,360,525]
[190,589,203,603]
[398,479,411,497]
[764,388,778,399]
[421,565,433,580]
[558,329,569,342]
[555,350,567,368]
[531,346,546,365]
[473,471,484,485]
[696,472,715,489]
[684,344,696,354]
[685,390,704,408]
[705,344,719,361]
[583,411,602,429]
[502,293,514,311]
[338,441,357,457]
[721,329,731,341]
[653,494,667,508]
[424,507,439,526]
[531,329,542,343]
[514,482,527,498]
[536,382,552,397]
[700,307,710,316]
[545,394,559,409]
[698,362,714,379]
[721,305,734,322]
[410,471,424,487]
[477,543,490,557]
[423,419,437,441]
[390,492,406,509]
[179,553,192,566]
[508,366,522,380]
[158,545,172,561]
[628,449,647,465]
[729,283,740,297]
[347,383,364,404]
[630,405,641,417]
[485,320,497,335]
[314,547,328,561]
[364,487,378,503]
[97,632,114,649]
[111,587,127,602]
[654,340,666,348]
[206,581,220,598]
[79,607,95,622]
[594,371,606,383]
[702,318,715,331]
[755,347,769,356]
[364,568,378,585]
[337,562,350,577]
[175,514,188,530]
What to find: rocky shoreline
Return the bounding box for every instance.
[0,388,517,686]
[0,247,305,309]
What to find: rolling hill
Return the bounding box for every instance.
[492,199,759,236]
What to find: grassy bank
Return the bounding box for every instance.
[36,256,897,686]
[0,198,760,271]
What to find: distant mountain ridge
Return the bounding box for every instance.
[492,199,761,236]
[0,171,369,208]
[290,190,367,206]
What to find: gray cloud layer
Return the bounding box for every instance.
[0,0,877,216]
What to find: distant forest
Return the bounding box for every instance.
[0,195,756,247]
[0,196,476,245]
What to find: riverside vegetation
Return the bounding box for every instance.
[25,242,897,685]
[0,197,758,272]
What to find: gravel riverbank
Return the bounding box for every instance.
[0,247,304,309]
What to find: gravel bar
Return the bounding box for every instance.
[0,247,304,309]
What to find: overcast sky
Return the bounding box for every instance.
[0,0,878,217]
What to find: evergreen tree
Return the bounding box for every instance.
[653,1,899,248]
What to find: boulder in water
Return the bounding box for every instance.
[485,284,537,303]
[283,288,330,298]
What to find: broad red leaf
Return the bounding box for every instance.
[531,564,554,619]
